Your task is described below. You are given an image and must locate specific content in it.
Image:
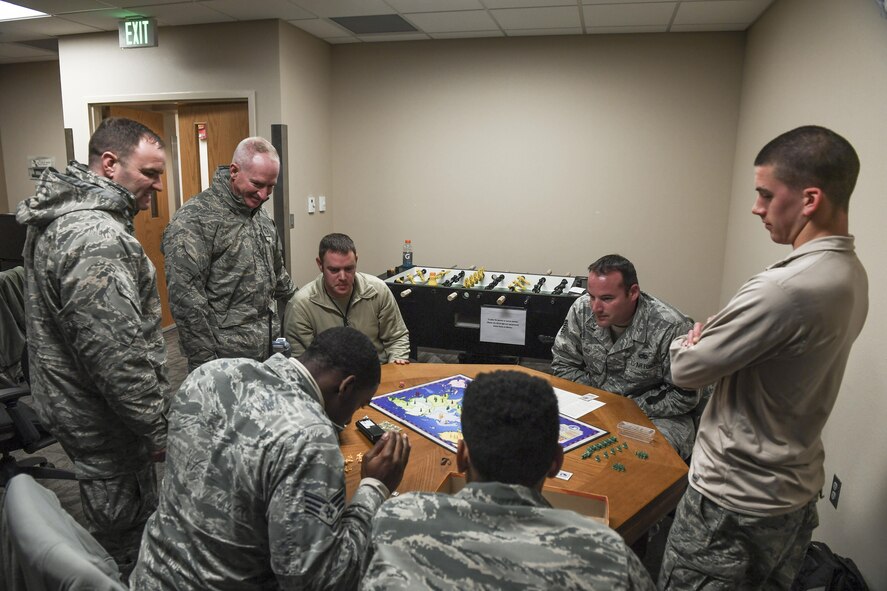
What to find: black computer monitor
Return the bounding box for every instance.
[0,214,26,271]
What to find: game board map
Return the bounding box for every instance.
[370,375,607,453]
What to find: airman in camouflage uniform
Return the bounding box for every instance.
[162,137,296,372]
[660,126,867,589]
[131,327,411,591]
[361,371,654,591]
[551,255,701,459]
[15,118,170,574]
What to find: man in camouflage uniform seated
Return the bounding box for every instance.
[131,327,411,590]
[16,117,170,575]
[162,137,296,372]
[361,370,654,590]
[551,254,701,459]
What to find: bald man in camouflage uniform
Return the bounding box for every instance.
[16,117,170,574]
[552,255,701,459]
[162,137,296,372]
[132,327,411,591]
[361,371,654,591]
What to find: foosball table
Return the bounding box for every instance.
[383,265,584,361]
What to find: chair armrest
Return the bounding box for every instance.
[0,388,45,449]
[0,386,29,405]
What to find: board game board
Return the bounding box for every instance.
[370,375,607,453]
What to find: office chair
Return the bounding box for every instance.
[0,384,77,487]
[1,473,127,591]
[0,267,76,487]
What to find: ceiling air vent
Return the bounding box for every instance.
[330,14,416,35]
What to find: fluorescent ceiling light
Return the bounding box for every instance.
[0,1,47,21]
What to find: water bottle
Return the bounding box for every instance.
[402,239,413,269]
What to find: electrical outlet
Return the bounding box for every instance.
[829,475,842,508]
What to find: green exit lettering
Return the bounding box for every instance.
[126,20,148,45]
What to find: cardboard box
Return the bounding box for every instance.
[435,472,609,526]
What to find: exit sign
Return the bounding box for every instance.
[118,18,157,49]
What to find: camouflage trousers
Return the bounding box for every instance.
[659,486,818,590]
[80,463,159,578]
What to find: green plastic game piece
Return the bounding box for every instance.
[595,455,600,462]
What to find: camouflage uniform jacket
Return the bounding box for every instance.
[131,355,386,591]
[15,163,169,477]
[162,166,296,370]
[551,292,700,458]
[284,272,410,363]
[361,481,655,591]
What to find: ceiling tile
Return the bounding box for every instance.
[288,0,394,18]
[483,0,577,8]
[0,15,103,36]
[583,3,676,28]
[582,0,674,3]
[385,0,483,12]
[405,10,498,33]
[57,9,145,30]
[674,0,772,25]
[491,6,581,30]
[98,0,188,7]
[10,0,108,13]
[128,2,235,26]
[288,18,352,38]
[203,0,315,21]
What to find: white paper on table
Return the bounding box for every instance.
[555,387,606,418]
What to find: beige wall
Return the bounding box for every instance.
[0,133,7,211]
[0,61,66,212]
[55,20,334,285]
[56,21,282,164]
[330,34,745,321]
[278,23,334,285]
[723,0,887,586]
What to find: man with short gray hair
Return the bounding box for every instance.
[163,137,296,371]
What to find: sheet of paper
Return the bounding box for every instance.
[479,305,526,345]
[555,387,606,418]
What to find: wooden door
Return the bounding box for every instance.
[105,105,174,327]
[177,102,249,203]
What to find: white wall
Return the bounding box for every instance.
[330,33,745,321]
[723,0,887,586]
[0,61,66,212]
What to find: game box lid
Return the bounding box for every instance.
[435,472,609,526]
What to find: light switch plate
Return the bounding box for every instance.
[307,195,316,214]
